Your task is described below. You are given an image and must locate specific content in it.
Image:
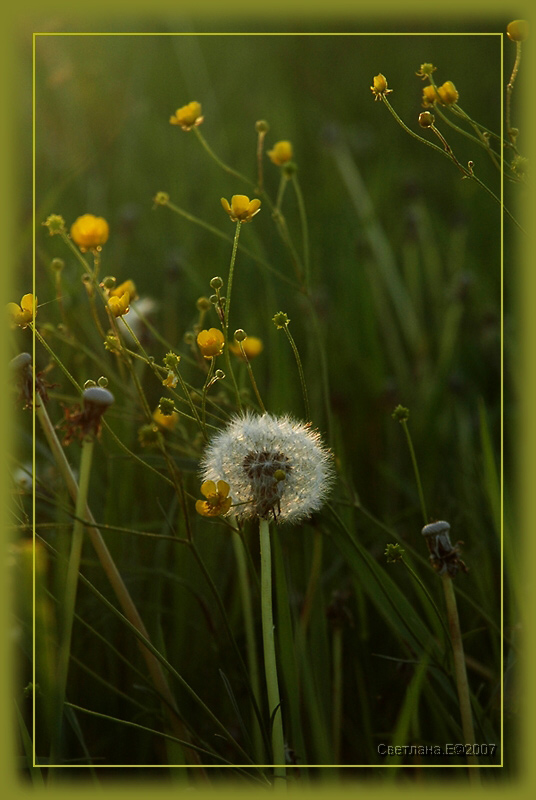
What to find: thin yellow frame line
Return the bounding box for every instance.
[33,31,503,36]
[32,30,37,772]
[500,30,505,771]
[32,29,504,772]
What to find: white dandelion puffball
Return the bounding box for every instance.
[199,412,334,523]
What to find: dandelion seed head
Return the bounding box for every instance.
[199,412,334,523]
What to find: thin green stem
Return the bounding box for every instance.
[259,518,286,788]
[232,530,265,763]
[34,400,198,763]
[31,324,81,393]
[400,419,428,525]
[331,625,343,764]
[201,357,215,438]
[506,41,522,143]
[50,435,94,764]
[256,129,267,191]
[222,222,243,411]
[442,574,480,780]
[193,127,255,188]
[283,323,310,421]
[238,342,266,413]
[275,175,288,212]
[291,175,311,292]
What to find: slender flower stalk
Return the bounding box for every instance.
[273,313,310,422]
[232,530,264,762]
[50,433,95,763]
[194,127,255,188]
[392,406,428,524]
[441,570,479,780]
[259,518,286,787]
[291,175,311,292]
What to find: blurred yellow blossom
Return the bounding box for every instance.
[437,81,459,106]
[170,101,204,130]
[153,407,179,431]
[422,85,440,107]
[70,214,109,250]
[230,335,264,360]
[267,141,293,165]
[110,279,137,301]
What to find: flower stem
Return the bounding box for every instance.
[232,530,264,762]
[194,127,255,188]
[50,434,94,763]
[223,222,243,411]
[400,418,428,525]
[283,323,310,422]
[506,41,522,143]
[291,175,311,293]
[238,342,266,413]
[442,573,480,781]
[259,518,286,788]
[34,400,199,764]
[331,625,343,764]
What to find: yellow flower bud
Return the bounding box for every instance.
[267,141,293,166]
[422,85,440,107]
[108,291,130,317]
[507,20,529,42]
[437,81,459,106]
[370,73,392,100]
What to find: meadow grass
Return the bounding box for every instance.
[8,26,518,786]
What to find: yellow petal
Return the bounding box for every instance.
[201,480,217,498]
[216,480,230,498]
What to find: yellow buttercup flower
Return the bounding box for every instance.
[507,20,529,42]
[195,480,233,517]
[110,279,137,302]
[370,73,392,101]
[153,407,179,431]
[108,291,130,318]
[70,214,109,251]
[7,294,37,328]
[169,101,204,130]
[221,195,261,223]
[230,335,264,360]
[197,328,225,359]
[436,81,459,106]
[267,141,293,166]
[422,85,440,107]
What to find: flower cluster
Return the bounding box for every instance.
[199,412,333,523]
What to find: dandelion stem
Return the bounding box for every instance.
[232,530,264,762]
[50,434,94,764]
[259,518,286,788]
[282,322,310,422]
[442,573,480,781]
